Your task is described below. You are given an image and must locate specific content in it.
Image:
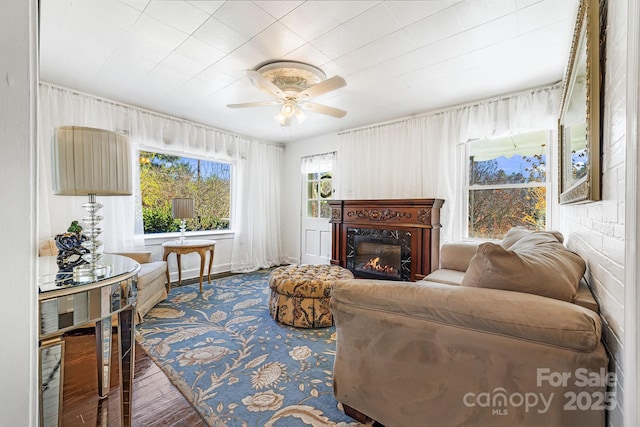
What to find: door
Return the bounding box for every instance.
[300,171,333,264]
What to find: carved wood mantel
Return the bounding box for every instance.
[328,199,444,281]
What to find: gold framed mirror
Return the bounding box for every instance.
[558,0,605,204]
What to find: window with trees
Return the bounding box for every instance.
[139,151,231,234]
[466,130,549,239]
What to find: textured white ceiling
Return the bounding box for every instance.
[39,0,579,143]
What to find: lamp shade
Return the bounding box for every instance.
[172,198,194,219]
[52,126,132,196]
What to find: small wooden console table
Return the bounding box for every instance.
[162,239,216,293]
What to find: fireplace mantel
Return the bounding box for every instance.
[328,199,444,281]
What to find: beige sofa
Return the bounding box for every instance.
[331,229,608,427]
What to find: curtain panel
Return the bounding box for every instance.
[231,142,285,272]
[300,151,337,174]
[39,83,284,271]
[337,84,561,243]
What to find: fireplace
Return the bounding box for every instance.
[329,199,444,281]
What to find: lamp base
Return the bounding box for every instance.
[73,263,110,283]
[179,219,187,244]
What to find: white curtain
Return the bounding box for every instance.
[337,84,561,243]
[300,152,336,174]
[231,141,285,272]
[39,84,284,269]
[39,84,141,251]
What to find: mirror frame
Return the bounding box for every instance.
[558,0,605,204]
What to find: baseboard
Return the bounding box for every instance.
[167,262,232,283]
[284,256,299,265]
[170,271,238,288]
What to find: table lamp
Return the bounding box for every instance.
[52,126,132,282]
[172,198,194,244]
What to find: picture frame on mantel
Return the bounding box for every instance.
[558,0,606,204]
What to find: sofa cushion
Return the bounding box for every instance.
[461,232,585,302]
[500,227,564,249]
[440,242,479,271]
[423,269,465,286]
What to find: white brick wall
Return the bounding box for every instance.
[557,1,626,425]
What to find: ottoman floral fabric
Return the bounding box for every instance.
[269,264,354,328]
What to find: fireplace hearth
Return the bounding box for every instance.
[329,199,444,281]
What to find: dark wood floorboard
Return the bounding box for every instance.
[61,330,207,427]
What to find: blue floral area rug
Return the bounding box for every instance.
[135,270,363,427]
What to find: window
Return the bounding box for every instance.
[466,130,549,239]
[139,151,231,234]
[306,172,332,218]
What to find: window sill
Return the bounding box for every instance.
[141,230,235,245]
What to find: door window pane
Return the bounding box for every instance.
[306,172,332,218]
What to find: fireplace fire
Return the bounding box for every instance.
[361,257,398,275]
[352,236,402,280]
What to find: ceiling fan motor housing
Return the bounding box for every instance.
[256,61,326,93]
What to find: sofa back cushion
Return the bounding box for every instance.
[461,231,585,302]
[440,242,480,272]
[500,227,564,249]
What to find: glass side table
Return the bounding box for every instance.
[38,254,140,427]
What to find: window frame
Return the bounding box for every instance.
[464,131,552,240]
[138,147,235,236]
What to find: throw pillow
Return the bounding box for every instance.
[462,232,585,302]
[500,227,565,249]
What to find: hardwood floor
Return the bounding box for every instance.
[60,329,206,426]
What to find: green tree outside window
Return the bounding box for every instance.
[139,151,231,234]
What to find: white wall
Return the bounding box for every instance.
[556,1,627,425]
[0,0,38,425]
[281,133,339,263]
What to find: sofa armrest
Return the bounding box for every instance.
[440,241,480,271]
[112,251,153,264]
[331,278,601,352]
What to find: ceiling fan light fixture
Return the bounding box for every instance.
[295,108,308,124]
[282,101,296,117]
[274,111,288,126]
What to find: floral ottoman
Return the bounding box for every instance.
[268,264,354,328]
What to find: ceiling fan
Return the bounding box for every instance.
[227,61,347,126]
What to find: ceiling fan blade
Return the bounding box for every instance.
[227,100,281,109]
[245,70,285,99]
[297,76,346,99]
[301,102,347,118]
